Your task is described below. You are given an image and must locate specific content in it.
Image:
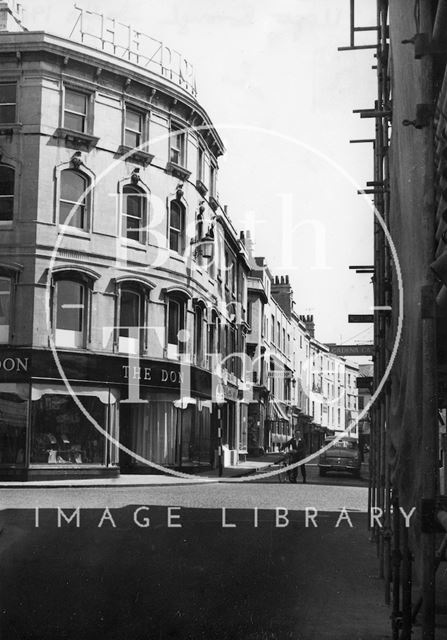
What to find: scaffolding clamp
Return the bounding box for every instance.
[402,33,431,59]
[403,104,434,129]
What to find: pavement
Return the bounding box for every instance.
[0,453,284,488]
[0,454,369,489]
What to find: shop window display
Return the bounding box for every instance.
[31,393,106,465]
[0,390,27,465]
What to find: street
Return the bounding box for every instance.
[254,462,369,488]
[0,478,391,640]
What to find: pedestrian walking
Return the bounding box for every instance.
[280,431,307,483]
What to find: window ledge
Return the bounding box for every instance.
[0,122,22,136]
[117,145,154,167]
[196,179,208,197]
[121,238,147,251]
[168,250,186,262]
[165,161,191,181]
[55,127,99,150]
[58,225,90,239]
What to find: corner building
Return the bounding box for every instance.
[0,4,250,479]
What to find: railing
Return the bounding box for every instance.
[70,6,197,97]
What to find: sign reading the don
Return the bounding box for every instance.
[0,353,31,381]
[0,356,29,372]
[122,365,184,385]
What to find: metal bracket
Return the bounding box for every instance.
[402,32,447,59]
[402,33,431,59]
[403,103,434,129]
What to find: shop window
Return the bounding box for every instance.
[54,279,89,348]
[170,124,185,165]
[0,385,27,465]
[169,200,185,253]
[118,288,144,354]
[64,88,90,133]
[167,297,185,359]
[30,392,107,465]
[0,83,16,123]
[124,107,144,148]
[0,276,11,343]
[0,165,15,222]
[121,184,147,243]
[59,169,90,229]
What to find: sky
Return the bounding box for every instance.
[21,0,380,352]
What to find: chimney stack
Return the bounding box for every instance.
[271,274,294,318]
[0,0,24,32]
[299,315,315,338]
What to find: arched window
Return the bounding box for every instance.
[169,200,185,253]
[54,279,90,348]
[194,304,207,366]
[167,297,186,359]
[0,276,11,343]
[118,288,144,354]
[122,184,146,243]
[59,169,89,230]
[0,165,15,222]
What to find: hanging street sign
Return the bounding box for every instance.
[327,344,374,357]
[348,314,374,323]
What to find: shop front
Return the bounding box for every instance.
[119,396,214,472]
[0,349,214,480]
[0,379,117,480]
[265,398,291,451]
[247,388,268,456]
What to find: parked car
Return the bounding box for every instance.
[318,437,361,478]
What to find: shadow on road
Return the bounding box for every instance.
[0,505,390,640]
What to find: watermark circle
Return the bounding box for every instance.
[46,123,403,484]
